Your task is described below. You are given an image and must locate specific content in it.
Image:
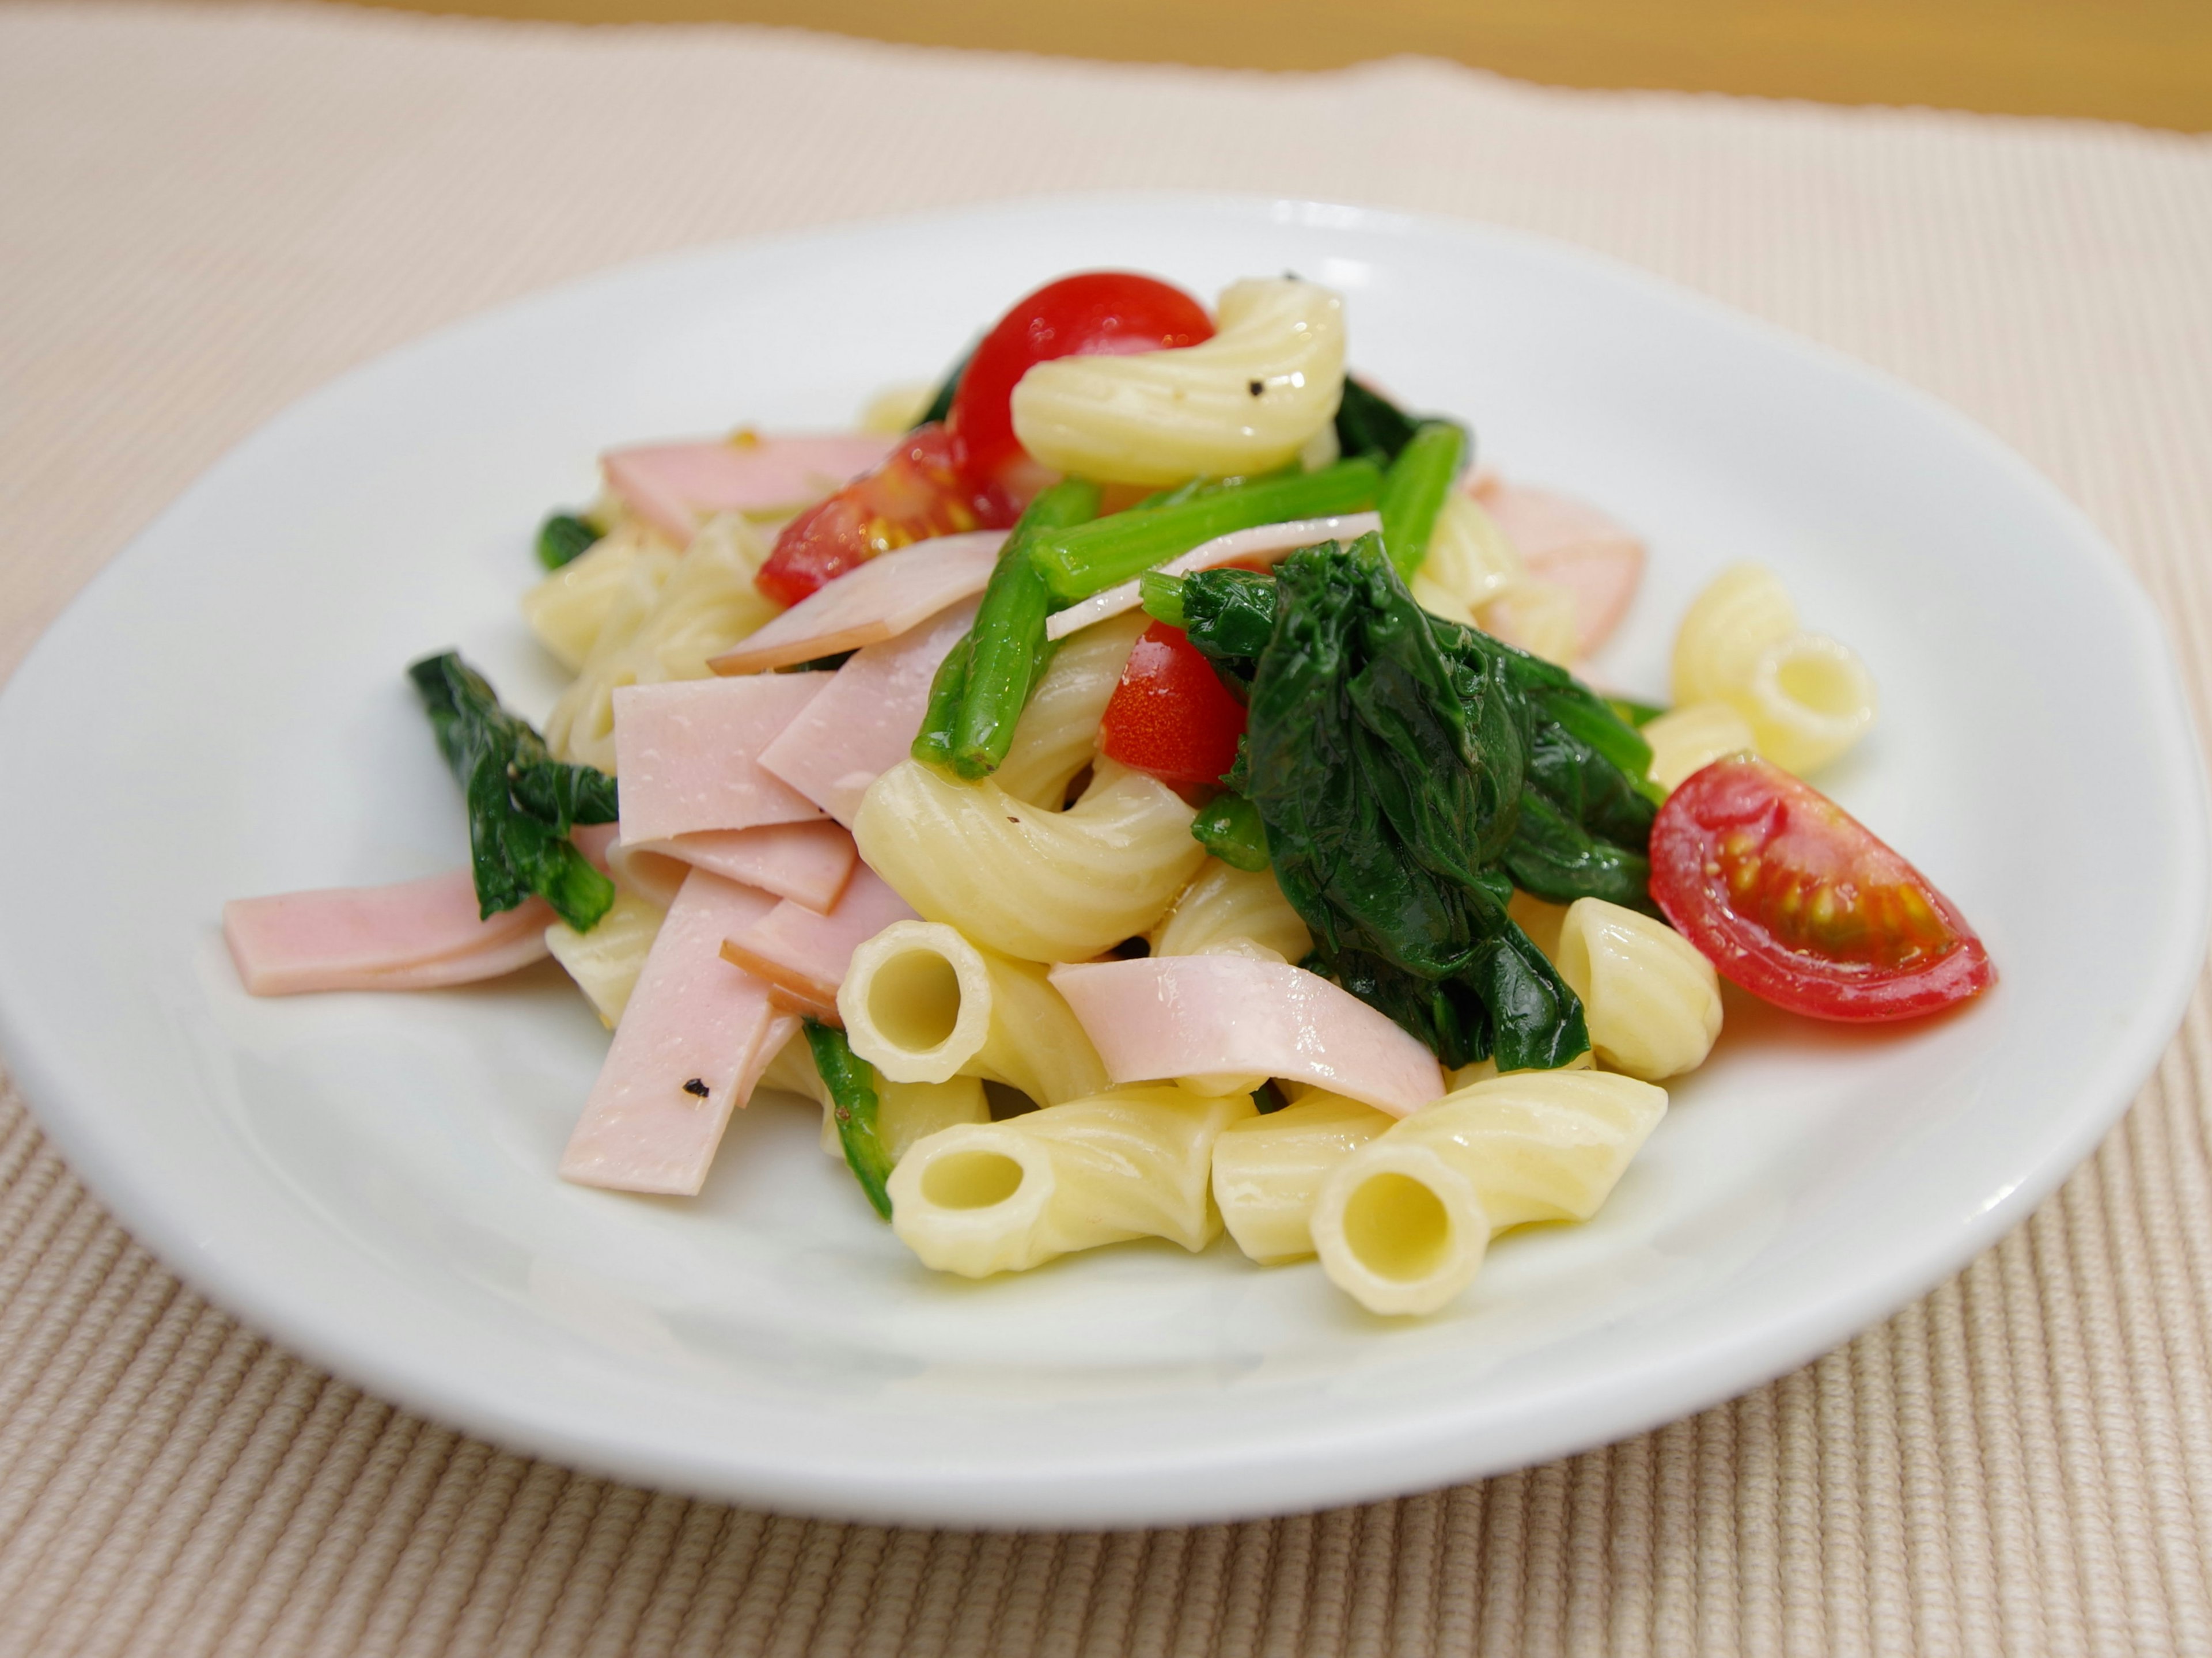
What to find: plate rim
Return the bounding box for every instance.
[2,190,2205,1527]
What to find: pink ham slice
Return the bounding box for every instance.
[559,868,786,1196]
[706,531,1006,675]
[1049,957,1447,1118]
[601,435,893,544]
[223,872,554,996]
[1043,514,1383,642]
[613,673,830,844]
[1472,478,1645,658]
[614,821,857,915]
[757,596,979,826]
[719,864,919,1018]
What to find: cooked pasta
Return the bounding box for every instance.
[1211,1092,1395,1264]
[993,611,1146,809]
[1148,862,1313,963]
[887,1086,1255,1276]
[1554,898,1722,1080]
[1672,563,1797,707]
[1670,563,1876,775]
[521,519,681,673]
[1641,700,1756,792]
[544,510,782,771]
[857,382,935,437]
[1311,1071,1668,1315]
[854,758,1205,962]
[1479,578,1580,666]
[1409,493,1524,626]
[838,919,1108,1106]
[543,890,666,1027]
[1009,279,1346,485]
[757,1033,991,1161]
[1735,631,1878,775]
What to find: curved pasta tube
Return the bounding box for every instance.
[838,920,1108,1106]
[1641,700,1756,793]
[855,759,1206,962]
[1554,898,1722,1080]
[544,511,782,771]
[521,519,682,674]
[1669,564,1876,775]
[888,1086,1256,1276]
[1410,494,1524,626]
[1312,1071,1666,1315]
[1211,1092,1395,1264]
[1010,279,1346,485]
[756,1033,992,1162]
[993,611,1146,809]
[1736,632,1878,775]
[544,890,666,1028]
[1478,578,1579,666]
[1148,862,1313,964]
[1672,563,1797,707]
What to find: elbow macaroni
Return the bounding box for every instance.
[1211,1092,1395,1264]
[838,919,1108,1106]
[855,758,1206,962]
[888,1086,1256,1276]
[757,1030,991,1162]
[1010,279,1346,485]
[993,611,1146,809]
[1554,898,1722,1080]
[1148,862,1313,964]
[1311,1071,1666,1315]
[543,890,666,1028]
[521,519,681,674]
[1671,563,1876,775]
[544,511,782,771]
[1410,494,1524,626]
[1641,701,1757,793]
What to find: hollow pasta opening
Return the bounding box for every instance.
[867,949,964,1053]
[920,1149,1025,1211]
[1773,640,1866,720]
[1341,1171,1453,1283]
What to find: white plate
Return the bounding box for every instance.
[0,196,2203,1530]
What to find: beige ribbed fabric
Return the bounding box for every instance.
[3,6,2211,1652]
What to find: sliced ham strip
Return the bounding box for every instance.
[558,868,784,1196]
[1043,514,1382,642]
[1049,956,1446,1118]
[1472,479,1645,657]
[224,872,552,996]
[757,597,979,826]
[719,865,918,1018]
[616,821,857,915]
[706,531,1006,675]
[613,673,830,844]
[602,434,893,544]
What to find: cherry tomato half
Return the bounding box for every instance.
[1099,623,1248,788]
[949,272,1214,483]
[755,423,1019,609]
[1649,756,1994,1021]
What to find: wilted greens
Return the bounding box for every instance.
[1152,536,1658,1069]
[535,512,600,571]
[408,651,619,932]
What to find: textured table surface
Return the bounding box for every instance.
[3,6,2211,1653]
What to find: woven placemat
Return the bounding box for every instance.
[3,7,2210,1652]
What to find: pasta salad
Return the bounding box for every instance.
[222,270,1994,1318]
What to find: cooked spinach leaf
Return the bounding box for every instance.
[1191,790,1270,870]
[1333,377,1423,465]
[1181,536,1658,1069]
[536,511,600,571]
[408,651,619,931]
[916,342,974,428]
[806,1019,894,1219]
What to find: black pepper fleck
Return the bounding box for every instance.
[1248,379,1265,397]
[681,1077,710,1098]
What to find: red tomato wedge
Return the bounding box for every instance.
[1099,623,1248,788]
[755,423,1017,609]
[1649,757,1994,1021]
[949,272,1214,483]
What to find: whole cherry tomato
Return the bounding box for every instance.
[949,272,1215,484]
[1099,622,1249,788]
[1648,756,1994,1020]
[756,272,1213,608]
